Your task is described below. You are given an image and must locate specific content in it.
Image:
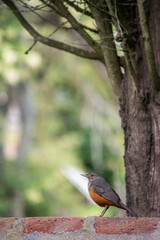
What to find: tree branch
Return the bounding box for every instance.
[42,1,98,34]
[137,0,160,91]
[105,0,122,33]
[40,0,62,16]
[123,41,140,90]
[105,0,140,91]
[77,23,98,34]
[53,1,101,53]
[89,1,122,93]
[2,0,103,61]
[64,0,93,18]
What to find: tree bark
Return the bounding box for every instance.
[120,71,160,217]
[118,0,160,217]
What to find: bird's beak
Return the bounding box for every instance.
[81,173,88,177]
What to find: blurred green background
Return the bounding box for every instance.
[0,6,125,217]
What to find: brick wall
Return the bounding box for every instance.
[0,217,160,240]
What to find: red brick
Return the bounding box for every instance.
[0,218,16,234]
[23,217,84,233]
[95,217,159,235]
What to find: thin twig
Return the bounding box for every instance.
[25,40,37,54]
[48,21,68,37]
[64,0,93,18]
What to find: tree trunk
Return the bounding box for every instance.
[119,68,160,217]
[116,0,160,217]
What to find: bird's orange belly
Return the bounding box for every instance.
[89,189,118,207]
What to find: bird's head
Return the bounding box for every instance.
[81,172,100,181]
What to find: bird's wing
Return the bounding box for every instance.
[93,178,121,206]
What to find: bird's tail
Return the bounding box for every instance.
[119,201,137,217]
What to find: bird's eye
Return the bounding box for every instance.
[90,174,94,177]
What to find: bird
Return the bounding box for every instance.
[81,172,137,217]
